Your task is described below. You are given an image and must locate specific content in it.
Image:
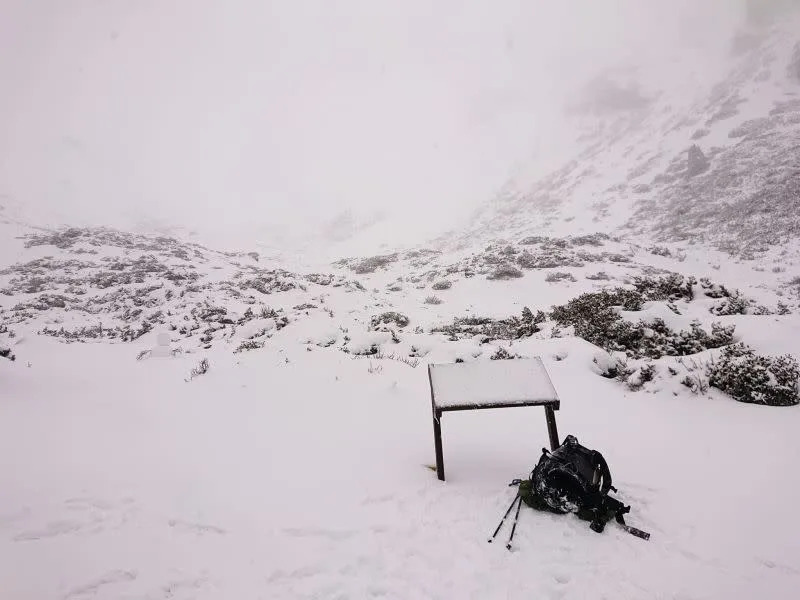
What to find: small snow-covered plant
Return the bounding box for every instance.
[777,302,791,315]
[585,271,611,281]
[186,358,210,381]
[432,280,452,291]
[633,274,696,302]
[0,346,15,362]
[487,264,523,280]
[699,277,731,299]
[710,292,750,316]
[649,246,672,257]
[136,350,151,361]
[425,295,443,305]
[545,271,577,283]
[627,364,656,391]
[235,340,264,353]
[351,254,398,274]
[361,351,420,368]
[707,344,800,406]
[593,354,634,381]
[490,346,517,360]
[370,311,410,330]
[0,324,14,362]
[367,361,383,374]
[681,374,709,395]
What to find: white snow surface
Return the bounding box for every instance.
[2,330,800,598]
[430,358,558,408]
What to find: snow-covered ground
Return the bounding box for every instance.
[2,285,800,599]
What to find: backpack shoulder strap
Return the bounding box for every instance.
[592,450,614,495]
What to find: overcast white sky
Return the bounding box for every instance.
[0,0,745,247]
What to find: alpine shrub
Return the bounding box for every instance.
[370,312,410,330]
[432,308,544,341]
[551,289,735,358]
[710,293,750,316]
[708,344,800,406]
[633,274,696,302]
[550,289,644,348]
[487,264,524,280]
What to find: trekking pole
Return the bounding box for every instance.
[506,495,524,551]
[488,493,520,543]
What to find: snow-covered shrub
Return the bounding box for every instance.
[710,292,750,315]
[681,374,709,395]
[432,280,452,291]
[424,295,443,305]
[186,358,210,381]
[592,353,633,381]
[0,324,14,361]
[649,246,672,257]
[627,364,656,391]
[699,277,731,299]
[707,344,800,406]
[571,233,609,246]
[633,274,695,302]
[586,271,611,281]
[552,290,734,358]
[550,289,644,347]
[545,271,577,283]
[432,308,544,342]
[352,254,398,274]
[370,312,410,330]
[235,340,264,353]
[490,346,518,360]
[487,264,523,280]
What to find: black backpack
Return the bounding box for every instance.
[517,435,649,539]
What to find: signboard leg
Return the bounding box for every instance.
[433,409,445,481]
[544,406,560,450]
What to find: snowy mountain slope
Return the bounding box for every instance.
[461,14,800,257]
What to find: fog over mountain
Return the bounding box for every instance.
[1,0,751,251]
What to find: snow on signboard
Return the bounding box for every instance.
[429,357,559,408]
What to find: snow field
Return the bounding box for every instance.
[2,329,799,599]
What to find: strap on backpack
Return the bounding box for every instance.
[592,450,616,495]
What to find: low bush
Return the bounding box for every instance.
[710,292,750,315]
[551,289,735,358]
[545,271,577,283]
[370,312,410,330]
[708,344,799,406]
[633,274,695,302]
[487,264,524,280]
[432,307,545,341]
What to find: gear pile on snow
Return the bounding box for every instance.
[490,435,650,549]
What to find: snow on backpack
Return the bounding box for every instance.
[490,435,649,549]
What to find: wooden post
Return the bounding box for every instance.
[428,365,446,481]
[433,409,445,481]
[544,405,560,450]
